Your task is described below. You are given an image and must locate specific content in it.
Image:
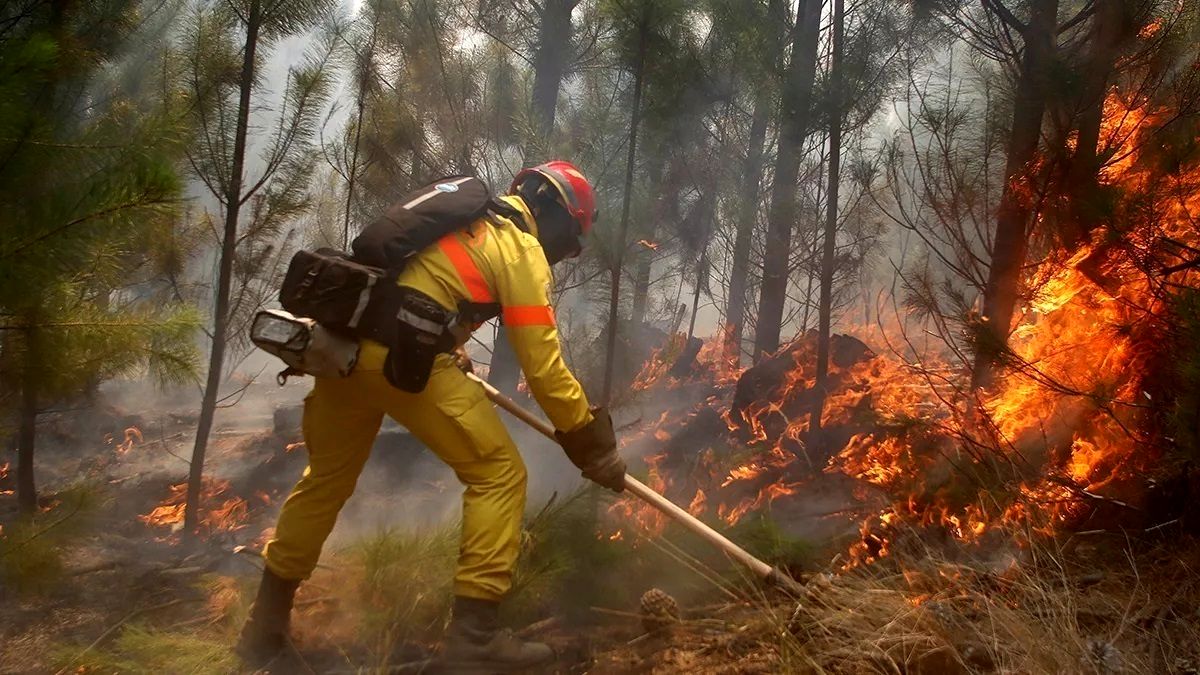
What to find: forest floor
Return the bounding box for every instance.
[3,398,1200,674]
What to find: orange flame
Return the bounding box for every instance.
[139,478,251,538]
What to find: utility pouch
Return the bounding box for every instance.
[384,289,458,393]
[251,309,360,383]
[279,248,395,342]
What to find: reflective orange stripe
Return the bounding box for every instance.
[503,305,555,327]
[438,233,494,303]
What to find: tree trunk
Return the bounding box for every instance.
[630,157,666,325]
[631,244,654,325]
[752,0,821,361]
[686,258,704,341]
[1064,0,1125,247]
[492,0,576,397]
[812,0,844,442]
[488,326,523,397]
[724,91,770,365]
[525,0,574,159]
[16,326,40,513]
[185,1,262,534]
[971,0,1058,390]
[600,21,648,404]
[724,0,786,367]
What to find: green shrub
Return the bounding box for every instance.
[0,482,100,595]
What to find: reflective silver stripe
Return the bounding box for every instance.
[402,176,474,210]
[397,308,444,334]
[348,275,376,328]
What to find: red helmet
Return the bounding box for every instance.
[509,160,597,237]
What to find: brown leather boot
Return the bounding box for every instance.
[235,567,301,668]
[437,596,555,673]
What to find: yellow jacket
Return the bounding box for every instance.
[390,195,592,433]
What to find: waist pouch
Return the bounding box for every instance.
[385,289,460,393]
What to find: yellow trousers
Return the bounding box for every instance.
[263,342,527,601]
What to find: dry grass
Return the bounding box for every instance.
[37,484,1200,674]
[607,532,1200,674]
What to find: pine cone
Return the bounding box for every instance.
[1081,638,1123,674]
[1173,656,1199,675]
[639,588,680,633]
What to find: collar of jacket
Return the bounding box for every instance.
[496,194,538,238]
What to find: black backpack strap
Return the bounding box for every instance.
[487,197,530,233]
[458,300,502,325]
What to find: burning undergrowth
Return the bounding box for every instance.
[614,95,1200,570]
[138,477,258,540]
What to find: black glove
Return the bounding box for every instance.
[555,408,626,492]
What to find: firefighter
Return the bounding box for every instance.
[237,161,626,672]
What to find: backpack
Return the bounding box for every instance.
[279,175,515,329]
[351,175,518,273]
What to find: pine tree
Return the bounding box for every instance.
[715,0,790,367]
[181,0,337,533]
[598,0,690,403]
[753,0,822,360]
[0,1,200,511]
[970,0,1060,390]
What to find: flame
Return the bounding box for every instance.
[637,239,660,251]
[0,462,8,480]
[611,89,1196,567]
[140,478,251,537]
[285,441,305,453]
[116,427,142,455]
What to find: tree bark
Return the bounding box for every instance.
[600,18,648,404]
[630,157,666,325]
[1063,0,1125,247]
[971,0,1059,390]
[686,256,705,341]
[525,0,575,158]
[752,0,821,361]
[724,0,786,367]
[492,0,576,397]
[630,241,654,325]
[812,0,844,442]
[16,325,40,513]
[725,90,770,365]
[185,0,262,534]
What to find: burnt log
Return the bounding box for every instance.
[731,331,875,443]
[667,336,705,379]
